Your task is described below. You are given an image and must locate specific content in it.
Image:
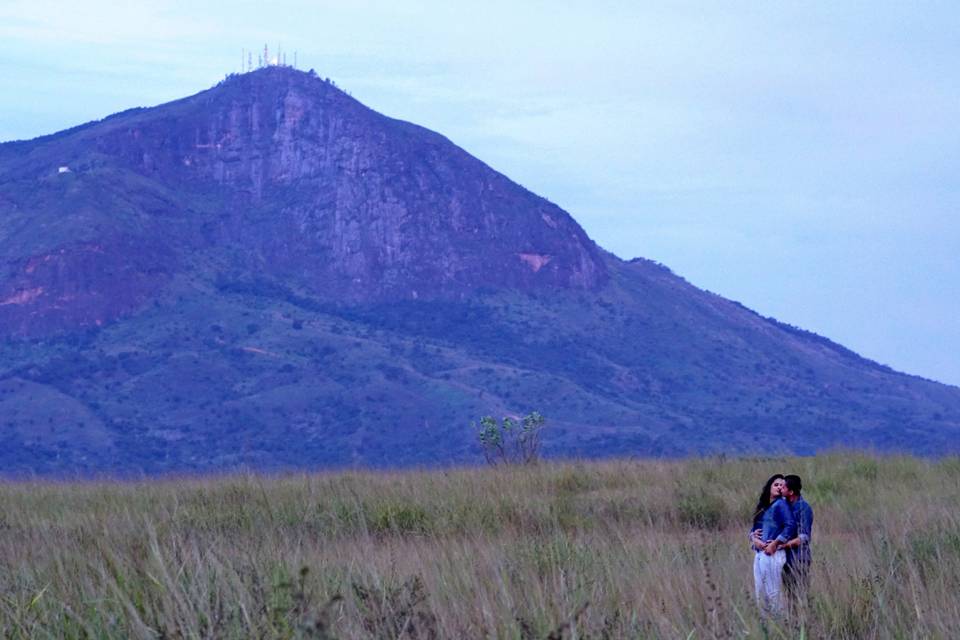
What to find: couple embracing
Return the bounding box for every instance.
[750,474,814,615]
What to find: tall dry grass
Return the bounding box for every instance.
[1,453,959,638]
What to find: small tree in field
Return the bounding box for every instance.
[473,411,545,465]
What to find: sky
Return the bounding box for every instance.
[1,1,958,386]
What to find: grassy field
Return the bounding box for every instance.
[1,453,959,639]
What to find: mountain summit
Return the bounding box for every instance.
[1,68,958,474]
[2,68,605,336]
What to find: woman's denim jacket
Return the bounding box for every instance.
[751,497,797,551]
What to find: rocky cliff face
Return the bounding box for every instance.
[0,68,607,336]
[73,69,603,304]
[0,237,171,336]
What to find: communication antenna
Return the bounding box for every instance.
[248,52,252,72]
[294,51,297,69]
[264,44,269,67]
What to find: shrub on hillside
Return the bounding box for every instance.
[472,411,545,465]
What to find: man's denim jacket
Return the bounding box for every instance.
[786,496,813,567]
[751,497,796,552]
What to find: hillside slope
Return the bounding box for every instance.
[1,67,958,474]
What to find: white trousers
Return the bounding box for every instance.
[753,549,787,615]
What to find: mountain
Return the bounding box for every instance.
[1,66,958,475]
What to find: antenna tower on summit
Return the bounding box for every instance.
[237,43,297,72]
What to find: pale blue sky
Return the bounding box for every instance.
[1,1,958,386]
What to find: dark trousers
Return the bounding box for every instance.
[783,560,811,602]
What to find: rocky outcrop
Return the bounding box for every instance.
[58,67,607,306]
[0,237,171,336]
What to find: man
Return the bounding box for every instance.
[780,474,814,599]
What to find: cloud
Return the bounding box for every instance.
[0,1,228,45]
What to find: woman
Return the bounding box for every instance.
[750,474,796,615]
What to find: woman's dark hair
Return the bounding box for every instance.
[753,474,785,524]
